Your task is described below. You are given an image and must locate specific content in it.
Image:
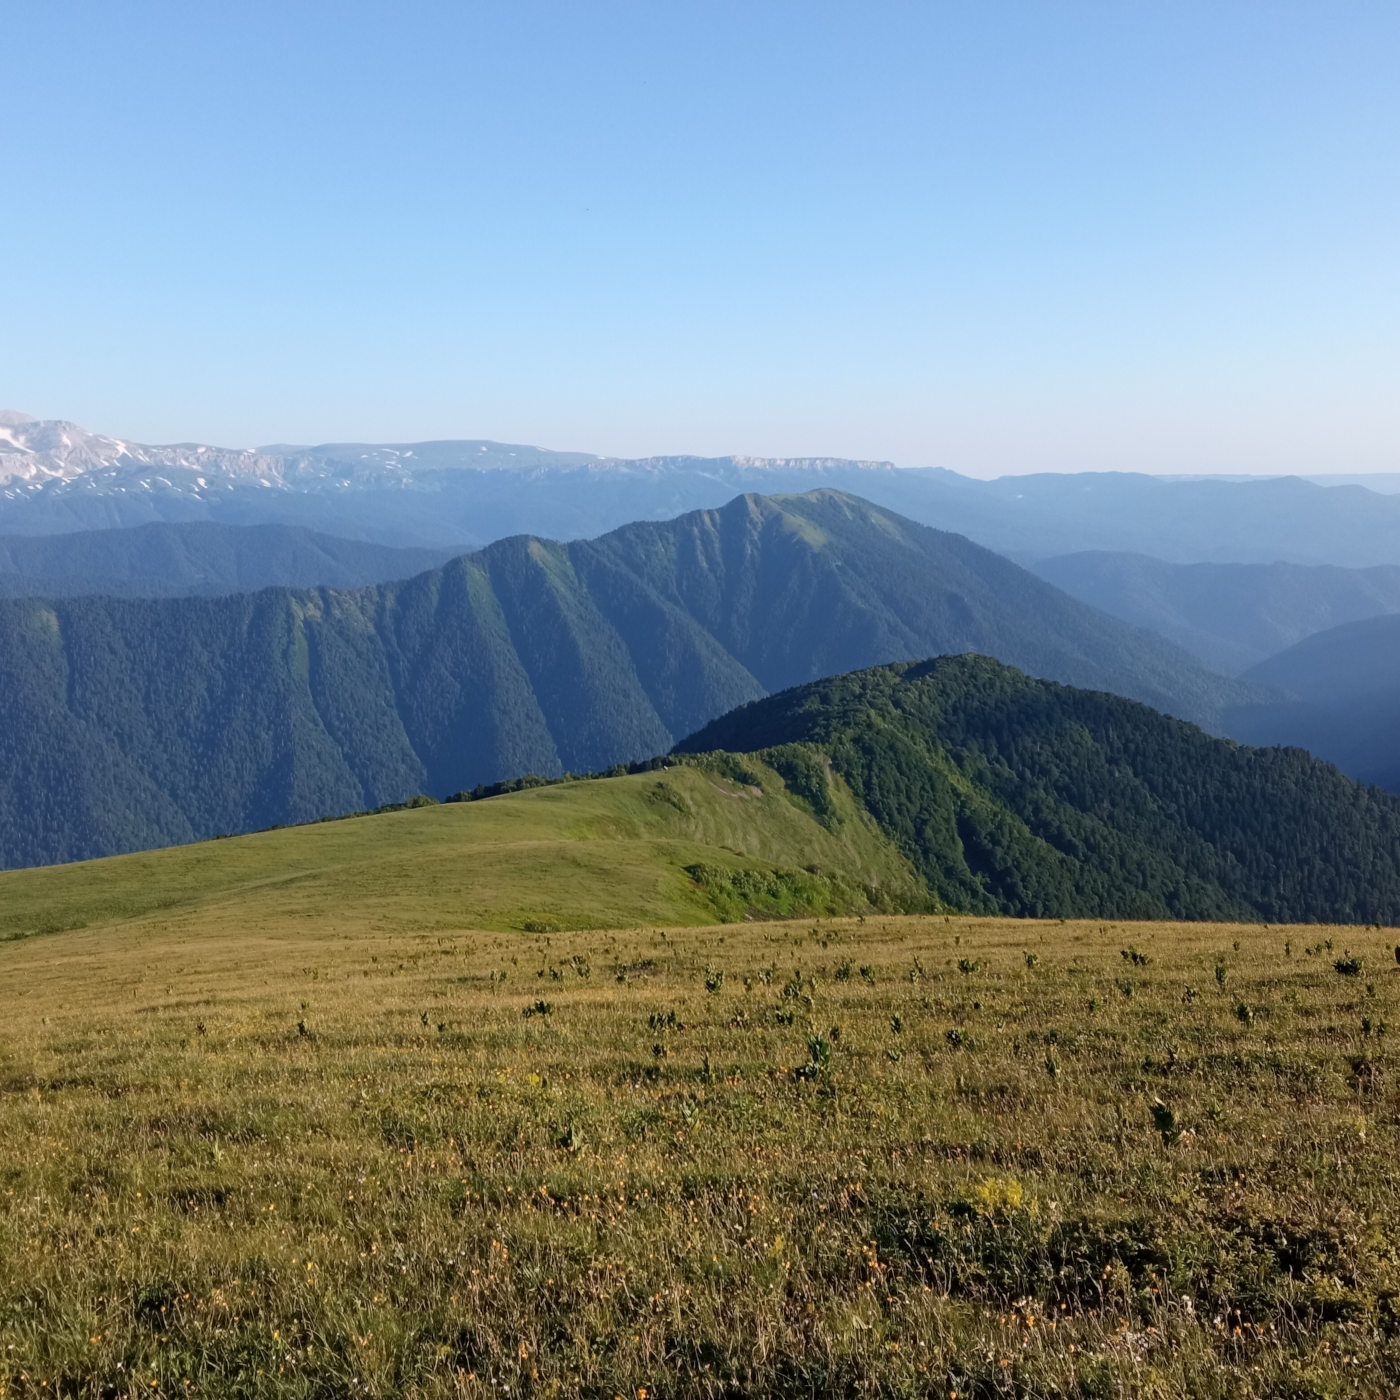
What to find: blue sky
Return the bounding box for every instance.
[3,1,1397,475]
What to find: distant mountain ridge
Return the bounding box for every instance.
[1226,614,1400,793]
[0,410,893,483]
[1033,551,1400,673]
[7,411,1400,565]
[0,489,1255,870]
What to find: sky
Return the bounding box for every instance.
[3,1,1397,476]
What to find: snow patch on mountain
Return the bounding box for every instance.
[0,413,901,502]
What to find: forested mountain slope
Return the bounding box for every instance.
[0,490,1253,870]
[570,490,1250,722]
[677,654,1400,923]
[1033,551,1400,672]
[1244,613,1400,702]
[0,521,457,596]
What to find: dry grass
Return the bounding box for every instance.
[3,906,1399,1398]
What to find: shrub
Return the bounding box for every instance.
[1150,1098,1183,1146]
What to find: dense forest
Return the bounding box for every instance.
[0,490,1252,870]
[677,654,1400,924]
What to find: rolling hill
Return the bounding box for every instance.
[5,793,1399,1400]
[0,757,928,946]
[0,490,1255,870]
[1033,550,1400,672]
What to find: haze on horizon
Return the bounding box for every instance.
[3,1,1397,479]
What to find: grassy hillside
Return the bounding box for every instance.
[679,655,1400,924]
[0,489,1250,872]
[3,904,1399,1397]
[0,760,928,947]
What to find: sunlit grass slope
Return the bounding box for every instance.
[0,759,927,948]
[3,908,1399,1397]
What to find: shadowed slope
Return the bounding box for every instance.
[0,520,457,595]
[1034,550,1400,673]
[1226,614,1400,792]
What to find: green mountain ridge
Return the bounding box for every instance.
[0,490,1255,871]
[677,654,1400,923]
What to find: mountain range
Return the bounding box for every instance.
[7,407,1400,890]
[0,489,1257,871]
[8,411,1400,566]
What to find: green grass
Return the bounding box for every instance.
[3,785,1400,1396]
[0,761,926,947]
